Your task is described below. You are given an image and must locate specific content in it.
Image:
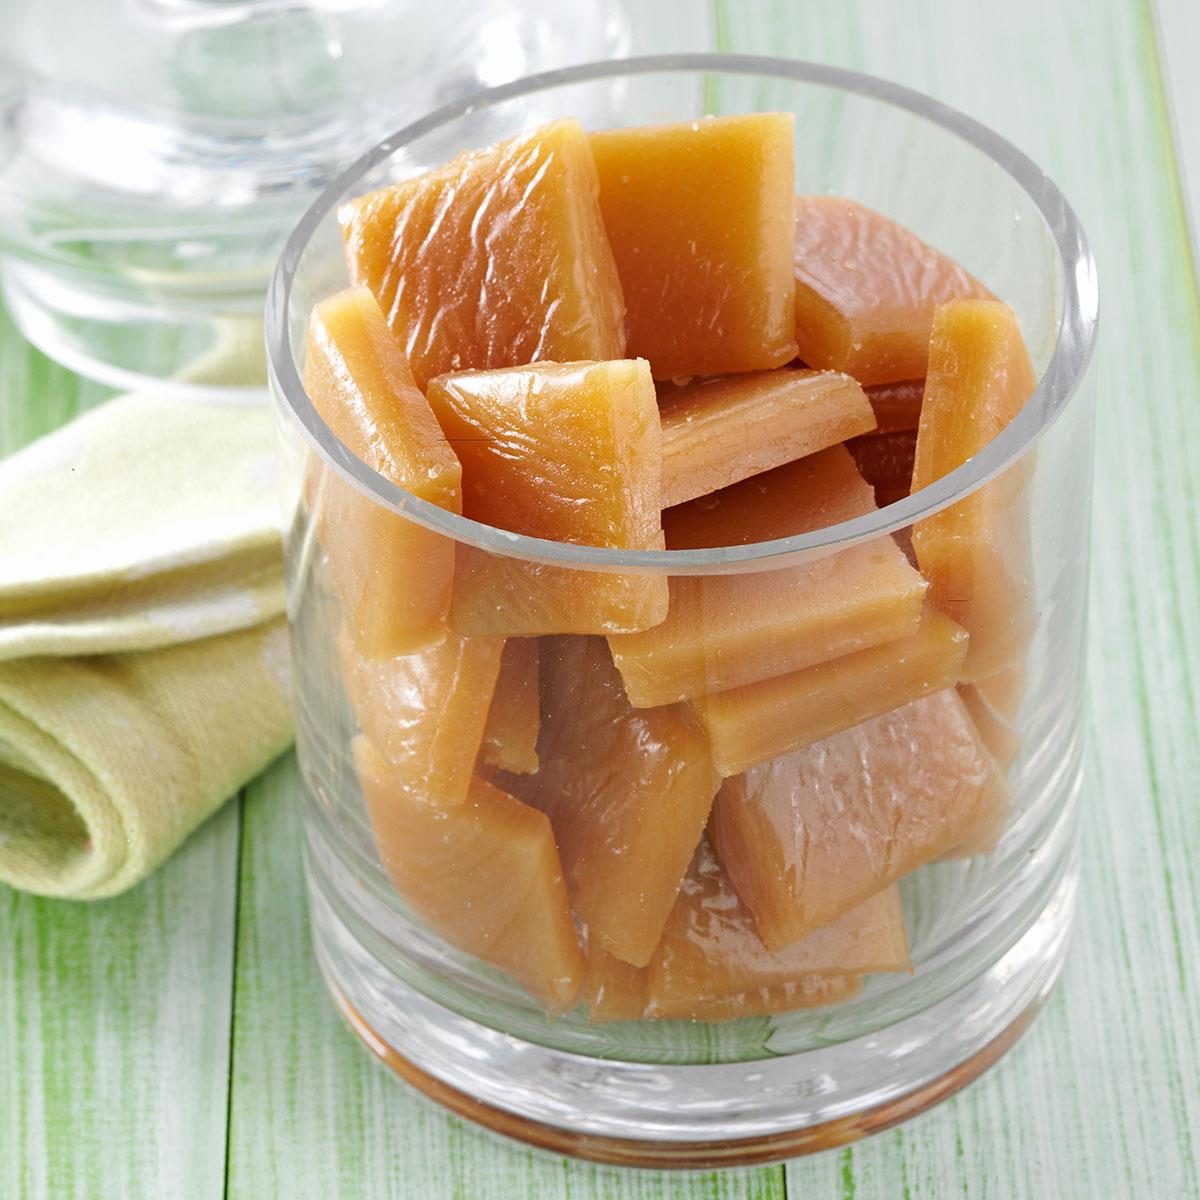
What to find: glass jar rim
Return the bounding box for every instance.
[265,52,1099,575]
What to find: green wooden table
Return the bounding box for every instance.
[3,2,1199,1196]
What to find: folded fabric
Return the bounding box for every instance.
[0,317,284,660]
[0,620,293,898]
[0,317,296,899]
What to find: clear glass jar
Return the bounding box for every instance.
[266,55,1098,1165]
[0,0,628,399]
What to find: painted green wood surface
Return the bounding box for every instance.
[0,314,244,1200]
[1,1,1198,1198]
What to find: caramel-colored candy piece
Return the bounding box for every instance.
[866,379,925,432]
[608,447,927,707]
[583,943,850,1023]
[957,682,1021,771]
[338,627,503,808]
[674,977,864,1022]
[304,287,461,656]
[580,843,906,1022]
[942,767,1012,859]
[425,359,669,636]
[711,690,1004,948]
[847,429,918,509]
[353,738,583,1012]
[659,368,876,507]
[339,119,625,389]
[973,662,1027,719]
[581,943,861,1022]
[694,603,967,776]
[479,639,540,776]
[793,196,991,385]
[590,114,797,379]
[946,667,1023,859]
[529,637,721,967]
[646,842,909,1017]
[581,939,650,1023]
[911,300,1037,678]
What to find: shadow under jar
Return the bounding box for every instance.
[265,55,1098,1168]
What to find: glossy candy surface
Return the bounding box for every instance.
[479,638,540,776]
[313,117,1046,1026]
[958,681,1021,770]
[848,429,919,509]
[580,841,908,1022]
[353,738,584,1012]
[340,119,626,389]
[646,842,910,1017]
[527,636,721,968]
[338,627,503,808]
[609,447,926,706]
[659,368,876,507]
[866,378,926,432]
[304,287,461,656]
[694,603,968,776]
[590,113,798,379]
[425,359,669,636]
[711,690,1005,948]
[792,196,991,385]
[911,299,1037,678]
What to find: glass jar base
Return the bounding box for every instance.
[308,861,1076,1168]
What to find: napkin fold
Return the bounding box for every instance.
[0,320,295,899]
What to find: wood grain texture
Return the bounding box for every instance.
[0,310,243,1200]
[0,811,239,1200]
[1154,0,1200,259]
[713,0,1200,1196]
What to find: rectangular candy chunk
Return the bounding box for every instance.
[353,738,583,1013]
[669,977,863,1022]
[793,196,992,385]
[478,638,540,776]
[581,942,860,1023]
[608,447,927,707]
[710,690,1005,948]
[645,841,909,1018]
[866,379,925,432]
[581,937,650,1023]
[911,300,1037,678]
[589,113,797,379]
[659,368,876,507]
[693,603,968,776]
[972,662,1026,720]
[338,627,504,808]
[304,287,462,656]
[947,666,1024,858]
[339,119,625,389]
[527,636,721,968]
[941,765,1012,859]
[847,429,918,509]
[426,360,669,636]
[579,842,906,1023]
[957,681,1021,771]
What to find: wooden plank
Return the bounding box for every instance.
[0,809,239,1200]
[712,1,1200,1196]
[1153,0,1200,258]
[224,755,782,1200]
[0,309,240,1200]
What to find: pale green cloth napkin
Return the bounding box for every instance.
[0,323,295,899]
